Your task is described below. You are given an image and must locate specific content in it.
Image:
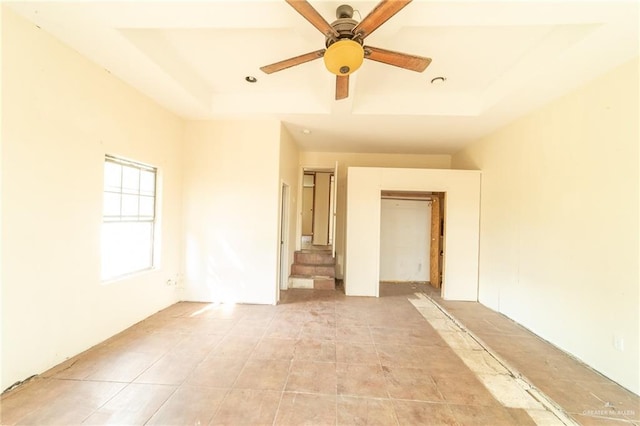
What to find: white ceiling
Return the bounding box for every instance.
[7,0,639,154]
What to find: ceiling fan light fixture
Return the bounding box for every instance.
[323,39,364,75]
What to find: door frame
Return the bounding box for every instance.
[429,193,445,289]
[301,173,315,237]
[297,166,337,252]
[277,182,290,298]
[312,172,332,246]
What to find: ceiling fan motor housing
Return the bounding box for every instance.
[327,18,360,44]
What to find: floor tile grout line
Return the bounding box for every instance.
[206,325,265,425]
[368,322,402,426]
[414,293,580,426]
[204,387,234,426]
[141,383,181,426]
[270,359,294,426]
[76,378,135,425]
[199,317,263,424]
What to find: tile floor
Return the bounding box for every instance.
[424,286,640,426]
[0,283,637,425]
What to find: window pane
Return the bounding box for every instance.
[121,194,139,217]
[139,196,155,218]
[122,166,140,194]
[104,162,122,191]
[140,170,155,196]
[101,222,153,280]
[103,192,121,217]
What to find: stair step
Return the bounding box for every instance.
[289,275,335,290]
[291,264,335,277]
[313,277,335,290]
[289,276,314,289]
[294,251,335,266]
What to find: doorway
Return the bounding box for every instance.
[378,191,445,294]
[300,168,336,251]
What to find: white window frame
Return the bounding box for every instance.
[101,155,157,281]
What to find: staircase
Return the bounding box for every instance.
[289,249,335,290]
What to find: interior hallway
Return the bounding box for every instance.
[1,284,638,425]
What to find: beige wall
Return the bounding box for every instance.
[452,58,639,394]
[300,152,451,278]
[278,125,300,293]
[300,152,452,170]
[1,9,184,391]
[182,119,282,304]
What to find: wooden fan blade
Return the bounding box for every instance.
[353,0,412,39]
[260,49,325,74]
[364,46,431,72]
[336,74,349,100]
[285,0,339,38]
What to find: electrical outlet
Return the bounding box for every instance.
[613,333,624,352]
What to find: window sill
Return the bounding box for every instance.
[101,267,159,285]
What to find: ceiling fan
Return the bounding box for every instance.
[260,0,432,100]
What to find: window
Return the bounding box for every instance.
[102,155,157,280]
